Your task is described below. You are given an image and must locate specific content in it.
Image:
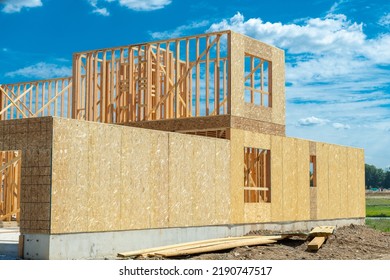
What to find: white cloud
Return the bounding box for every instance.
[208,12,390,168]
[88,0,110,16]
[298,116,330,126]
[150,20,209,39]
[208,12,368,55]
[333,123,351,129]
[87,0,171,15]
[5,62,72,79]
[116,0,171,11]
[327,0,348,14]
[363,34,390,63]
[93,7,109,16]
[1,0,42,13]
[379,13,390,27]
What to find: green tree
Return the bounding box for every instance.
[365,164,385,189]
[383,170,390,189]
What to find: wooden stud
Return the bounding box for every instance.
[155,44,161,119]
[307,236,326,251]
[205,36,210,115]
[196,37,200,116]
[110,49,115,123]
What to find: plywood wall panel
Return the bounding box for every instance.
[215,140,231,224]
[130,128,157,229]
[316,143,329,219]
[328,145,341,219]
[87,123,122,232]
[347,148,358,217]
[50,118,232,234]
[356,149,365,217]
[149,132,169,228]
[296,139,310,220]
[193,137,216,225]
[168,133,194,227]
[282,137,298,221]
[51,118,89,233]
[86,123,104,231]
[243,130,271,150]
[229,129,245,223]
[339,146,349,218]
[109,126,122,227]
[119,127,169,230]
[270,47,285,126]
[270,136,283,221]
[244,203,271,223]
[119,127,136,230]
[37,116,367,234]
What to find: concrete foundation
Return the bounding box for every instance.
[23,218,364,260]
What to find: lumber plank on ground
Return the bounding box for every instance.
[307,236,326,251]
[153,237,277,257]
[309,226,335,237]
[118,235,283,258]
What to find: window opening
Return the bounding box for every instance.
[244,147,271,203]
[244,53,271,107]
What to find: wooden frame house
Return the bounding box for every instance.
[0,30,365,259]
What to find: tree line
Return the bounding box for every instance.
[365,164,390,189]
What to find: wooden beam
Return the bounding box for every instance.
[71,54,79,119]
[205,36,210,115]
[196,37,200,116]
[307,236,326,251]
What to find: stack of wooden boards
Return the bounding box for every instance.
[117,226,336,258]
[307,226,336,251]
[118,235,285,258]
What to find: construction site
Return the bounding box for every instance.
[0,30,368,260]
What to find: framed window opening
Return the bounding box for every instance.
[1,150,22,222]
[244,147,271,203]
[244,53,272,107]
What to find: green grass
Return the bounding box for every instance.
[365,195,390,232]
[366,196,390,217]
[366,206,390,217]
[366,198,390,206]
[365,219,390,232]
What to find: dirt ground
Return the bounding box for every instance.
[134,224,390,260]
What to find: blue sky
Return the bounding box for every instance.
[0,0,389,169]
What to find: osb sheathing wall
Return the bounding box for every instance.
[229,32,285,128]
[229,129,365,224]
[0,117,52,234]
[316,143,365,219]
[50,117,231,234]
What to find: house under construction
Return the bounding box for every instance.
[0,30,365,259]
